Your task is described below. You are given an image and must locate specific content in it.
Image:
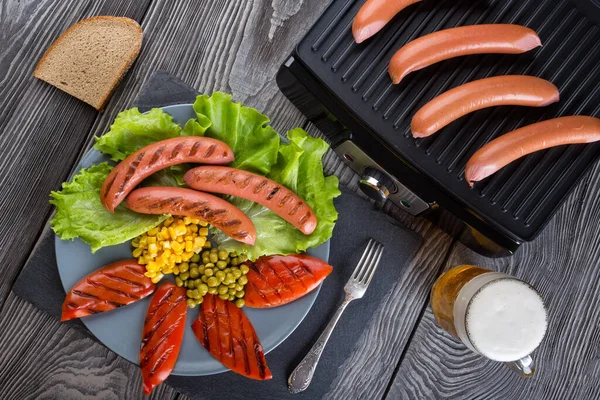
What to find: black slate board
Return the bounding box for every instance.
[13,71,421,399]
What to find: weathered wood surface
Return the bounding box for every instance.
[388,161,600,400]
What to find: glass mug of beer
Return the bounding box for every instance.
[431,265,547,375]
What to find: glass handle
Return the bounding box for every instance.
[506,355,535,376]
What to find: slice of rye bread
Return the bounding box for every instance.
[33,16,142,111]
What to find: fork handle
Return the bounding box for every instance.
[288,299,351,393]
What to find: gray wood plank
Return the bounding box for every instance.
[0,0,151,308]
[387,163,600,400]
[0,293,179,400]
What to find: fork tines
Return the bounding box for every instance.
[351,239,384,286]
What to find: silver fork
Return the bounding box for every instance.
[288,239,385,393]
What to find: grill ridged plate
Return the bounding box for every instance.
[296,0,600,241]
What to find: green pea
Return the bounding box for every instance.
[238,275,248,285]
[198,283,209,293]
[209,253,219,263]
[175,277,183,287]
[235,290,245,298]
[180,272,189,281]
[215,271,225,282]
[204,268,214,277]
[218,250,229,260]
[231,258,239,266]
[240,265,250,275]
[183,280,189,288]
[202,251,210,258]
[208,287,218,295]
[218,285,229,295]
[216,260,228,270]
[204,262,215,269]
[195,297,203,305]
[234,299,245,308]
[211,248,218,253]
[235,284,244,292]
[191,289,200,299]
[187,299,197,308]
[228,283,236,289]
[207,277,219,287]
[219,293,229,301]
[228,294,235,301]
[202,256,210,264]
[187,280,196,289]
[228,288,237,296]
[190,262,199,269]
[229,251,238,257]
[232,269,242,279]
[190,268,199,278]
[186,289,194,298]
[223,268,231,274]
[201,275,208,283]
[198,266,205,275]
[179,263,189,273]
[238,254,248,262]
[190,254,201,263]
[195,278,203,287]
[225,273,234,282]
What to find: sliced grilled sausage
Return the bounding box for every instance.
[353,0,421,43]
[412,76,560,138]
[465,116,600,186]
[192,294,272,380]
[183,166,317,235]
[126,187,256,245]
[101,137,234,213]
[140,282,187,395]
[61,260,155,322]
[389,25,541,85]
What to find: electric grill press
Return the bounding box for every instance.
[277,0,600,257]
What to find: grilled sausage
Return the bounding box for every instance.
[353,0,421,43]
[140,282,187,395]
[101,137,234,213]
[126,187,256,245]
[183,166,318,235]
[244,254,333,308]
[61,260,156,322]
[389,25,541,85]
[465,116,600,186]
[412,76,560,138]
[192,294,272,380]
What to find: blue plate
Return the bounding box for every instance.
[55,104,329,376]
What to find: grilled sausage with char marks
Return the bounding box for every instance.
[126,187,256,245]
[183,166,317,235]
[101,137,234,213]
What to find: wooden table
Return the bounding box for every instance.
[0,1,598,399]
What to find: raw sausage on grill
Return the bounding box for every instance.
[465,116,600,186]
[101,136,234,213]
[389,25,541,85]
[352,0,421,43]
[126,187,256,245]
[183,166,317,235]
[411,76,560,138]
[61,260,156,321]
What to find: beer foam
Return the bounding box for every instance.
[465,279,547,362]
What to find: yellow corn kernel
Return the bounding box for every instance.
[182,251,194,261]
[161,249,171,259]
[184,235,193,241]
[162,267,173,275]
[162,241,171,249]
[199,221,208,227]
[160,227,168,237]
[139,237,148,247]
[147,227,160,236]
[203,241,211,248]
[168,227,177,240]
[148,243,158,253]
[144,271,156,278]
[151,274,164,284]
[146,261,160,271]
[163,217,174,227]
[185,241,193,252]
[172,266,180,275]
[131,238,140,247]
[190,218,201,224]
[132,247,143,258]
[169,254,177,264]
[171,241,182,252]
[199,227,209,236]
[175,255,182,263]
[189,225,199,233]
[138,256,147,265]
[147,236,157,245]
[176,236,184,243]
[183,217,192,225]
[174,224,187,237]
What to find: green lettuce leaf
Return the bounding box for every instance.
[212,128,340,260]
[93,108,183,161]
[50,163,166,253]
[193,92,280,174]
